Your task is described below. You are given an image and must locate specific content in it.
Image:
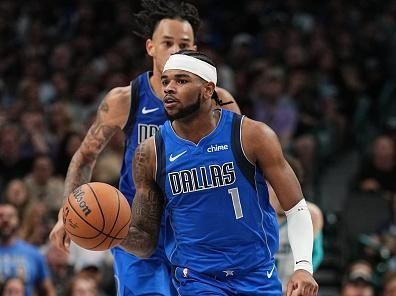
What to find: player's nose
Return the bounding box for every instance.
[170,45,181,54]
[164,80,177,94]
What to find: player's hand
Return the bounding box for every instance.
[286,269,318,296]
[49,210,70,254]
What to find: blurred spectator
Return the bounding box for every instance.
[340,260,375,296]
[19,109,52,157]
[384,272,396,296]
[46,100,76,146]
[19,201,53,248]
[2,179,30,220]
[0,202,55,296]
[7,79,42,121]
[0,124,33,191]
[65,272,99,296]
[250,66,297,149]
[341,282,374,296]
[69,242,114,295]
[45,242,74,296]
[354,134,396,195]
[92,129,124,187]
[24,154,64,212]
[0,276,25,296]
[55,132,84,177]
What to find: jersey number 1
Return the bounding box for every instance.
[228,187,243,219]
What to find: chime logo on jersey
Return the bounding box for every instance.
[138,123,159,143]
[168,161,236,195]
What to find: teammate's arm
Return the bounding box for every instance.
[242,118,318,296]
[49,87,131,253]
[215,87,241,114]
[120,137,164,258]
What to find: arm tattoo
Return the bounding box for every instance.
[121,141,164,257]
[63,100,119,198]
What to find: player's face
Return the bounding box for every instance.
[147,19,196,73]
[161,70,206,120]
[0,205,19,241]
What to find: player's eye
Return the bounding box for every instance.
[161,80,169,86]
[177,79,188,84]
[163,41,173,47]
[179,43,189,49]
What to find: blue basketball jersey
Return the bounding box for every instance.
[114,72,174,296]
[155,110,279,275]
[119,71,167,204]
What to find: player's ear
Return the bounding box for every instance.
[192,44,197,51]
[146,39,154,57]
[203,82,216,100]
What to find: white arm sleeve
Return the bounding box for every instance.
[285,198,314,274]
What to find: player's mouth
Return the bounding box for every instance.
[164,95,179,108]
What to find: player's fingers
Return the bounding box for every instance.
[63,232,70,247]
[312,283,319,296]
[305,283,317,296]
[286,280,295,296]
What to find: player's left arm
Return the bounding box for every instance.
[242,117,318,296]
[120,137,164,258]
[215,87,241,114]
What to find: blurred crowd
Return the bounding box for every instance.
[0,0,396,295]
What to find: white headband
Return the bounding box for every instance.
[163,54,217,85]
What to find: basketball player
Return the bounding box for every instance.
[49,1,240,295]
[120,50,318,295]
[273,200,323,292]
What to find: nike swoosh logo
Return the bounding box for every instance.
[169,151,187,162]
[266,264,275,278]
[142,107,159,114]
[295,260,310,265]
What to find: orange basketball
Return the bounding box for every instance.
[63,182,131,251]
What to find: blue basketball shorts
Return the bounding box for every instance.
[111,246,177,296]
[172,262,282,295]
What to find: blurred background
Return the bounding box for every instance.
[0,0,395,295]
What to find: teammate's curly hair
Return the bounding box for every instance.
[132,0,200,40]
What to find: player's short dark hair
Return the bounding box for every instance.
[132,0,200,40]
[174,49,216,67]
[172,50,227,106]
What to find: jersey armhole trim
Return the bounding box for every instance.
[123,78,140,135]
[240,116,255,166]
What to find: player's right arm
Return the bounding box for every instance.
[49,86,131,253]
[242,118,318,296]
[120,137,164,258]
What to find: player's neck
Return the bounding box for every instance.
[150,68,164,100]
[172,109,220,144]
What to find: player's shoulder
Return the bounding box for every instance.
[216,87,241,114]
[215,87,232,99]
[98,85,132,129]
[242,116,278,140]
[105,85,131,105]
[240,116,282,163]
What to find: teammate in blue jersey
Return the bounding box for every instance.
[120,50,319,295]
[49,1,240,295]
